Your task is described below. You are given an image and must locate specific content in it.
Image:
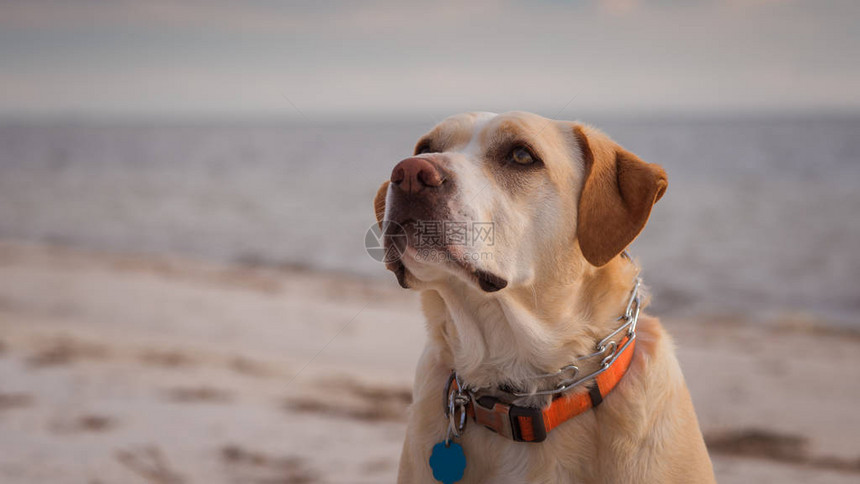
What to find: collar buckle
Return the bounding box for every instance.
[508,403,547,442]
[473,395,548,443]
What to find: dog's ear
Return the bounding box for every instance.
[373,181,390,228]
[573,125,667,267]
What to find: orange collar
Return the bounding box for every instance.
[443,277,642,443]
[446,335,635,443]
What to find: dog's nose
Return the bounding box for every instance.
[391,157,444,194]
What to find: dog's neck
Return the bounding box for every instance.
[422,255,640,400]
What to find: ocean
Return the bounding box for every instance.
[1,116,858,328]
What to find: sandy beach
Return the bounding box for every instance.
[2,1,859,482]
[0,240,858,484]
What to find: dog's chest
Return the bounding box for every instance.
[458,427,594,484]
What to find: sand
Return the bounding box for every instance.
[0,240,858,483]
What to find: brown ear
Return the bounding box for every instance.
[373,181,390,228]
[574,125,667,267]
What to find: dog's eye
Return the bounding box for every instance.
[415,142,433,155]
[510,146,535,165]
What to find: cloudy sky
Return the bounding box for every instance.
[1,0,858,119]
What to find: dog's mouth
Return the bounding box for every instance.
[383,220,507,293]
[472,268,508,292]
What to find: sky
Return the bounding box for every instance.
[0,0,858,120]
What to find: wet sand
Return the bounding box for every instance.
[0,240,858,483]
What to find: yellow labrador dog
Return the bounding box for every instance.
[373,112,714,483]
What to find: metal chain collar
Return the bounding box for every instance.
[443,268,643,443]
[507,277,641,397]
[444,372,469,445]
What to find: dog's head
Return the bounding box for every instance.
[373,111,666,293]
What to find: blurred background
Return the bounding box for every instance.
[0,1,858,483]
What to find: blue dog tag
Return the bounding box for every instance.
[429,441,466,484]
